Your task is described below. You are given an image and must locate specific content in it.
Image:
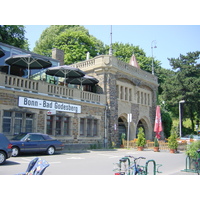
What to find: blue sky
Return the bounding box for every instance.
[25,25,200,70]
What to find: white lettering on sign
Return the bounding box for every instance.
[18,97,81,113]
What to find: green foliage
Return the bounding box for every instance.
[182,126,197,136]
[54,30,103,65]
[160,108,172,138]
[186,141,200,159]
[0,25,28,49]
[105,42,161,72]
[33,25,87,56]
[154,137,159,147]
[168,132,178,149]
[136,127,146,147]
[90,141,102,149]
[161,51,200,130]
[33,25,104,61]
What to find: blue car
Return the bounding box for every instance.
[0,133,12,164]
[11,133,64,157]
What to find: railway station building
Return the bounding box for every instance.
[0,42,158,148]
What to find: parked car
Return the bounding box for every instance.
[0,133,12,165]
[178,135,200,143]
[10,133,64,157]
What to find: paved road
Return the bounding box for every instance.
[0,149,197,175]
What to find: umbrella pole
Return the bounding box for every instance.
[28,64,30,79]
[28,58,30,79]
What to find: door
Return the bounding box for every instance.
[22,134,44,153]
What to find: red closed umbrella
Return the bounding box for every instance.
[154,106,163,139]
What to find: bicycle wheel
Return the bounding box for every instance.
[191,159,199,174]
[195,159,200,175]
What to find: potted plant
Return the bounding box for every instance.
[120,133,126,148]
[186,140,200,159]
[136,127,146,151]
[168,132,178,153]
[154,137,160,152]
[186,140,200,169]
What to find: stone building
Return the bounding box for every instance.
[0,42,158,149]
[69,54,158,147]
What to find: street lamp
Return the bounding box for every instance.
[179,100,185,138]
[151,40,157,75]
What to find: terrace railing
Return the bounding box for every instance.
[0,73,106,105]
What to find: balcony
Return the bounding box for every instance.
[0,72,106,105]
[69,55,158,86]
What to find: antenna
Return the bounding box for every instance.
[109,25,113,55]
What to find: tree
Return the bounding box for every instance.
[0,25,28,49]
[34,25,91,57]
[33,25,105,63]
[161,108,172,138]
[54,29,104,65]
[105,42,161,73]
[161,51,200,130]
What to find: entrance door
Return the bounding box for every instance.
[118,117,127,145]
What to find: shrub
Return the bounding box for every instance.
[136,127,146,147]
[168,132,178,149]
[186,140,200,159]
[154,137,159,147]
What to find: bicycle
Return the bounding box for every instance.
[113,157,130,175]
[126,156,146,175]
[190,149,200,175]
[113,156,146,175]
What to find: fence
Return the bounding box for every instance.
[123,140,187,151]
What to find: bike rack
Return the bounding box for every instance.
[115,157,162,175]
[119,157,131,174]
[181,155,199,173]
[145,160,156,175]
[144,160,162,175]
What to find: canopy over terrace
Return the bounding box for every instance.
[5,54,52,78]
[66,75,99,86]
[45,65,85,84]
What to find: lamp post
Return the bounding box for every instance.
[179,100,185,138]
[151,40,157,75]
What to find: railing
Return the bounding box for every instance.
[4,74,39,92]
[69,55,158,85]
[123,140,187,151]
[0,73,106,105]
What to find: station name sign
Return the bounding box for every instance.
[18,97,81,113]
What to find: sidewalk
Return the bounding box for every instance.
[171,171,197,175]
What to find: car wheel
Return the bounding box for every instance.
[12,146,19,157]
[0,151,6,165]
[46,146,55,155]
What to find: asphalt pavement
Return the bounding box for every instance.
[0,148,198,175]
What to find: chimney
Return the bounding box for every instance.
[52,48,64,65]
[86,52,90,60]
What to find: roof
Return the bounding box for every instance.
[0,42,59,63]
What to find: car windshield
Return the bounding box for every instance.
[11,133,27,141]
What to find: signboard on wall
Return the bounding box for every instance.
[47,110,56,115]
[18,97,81,113]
